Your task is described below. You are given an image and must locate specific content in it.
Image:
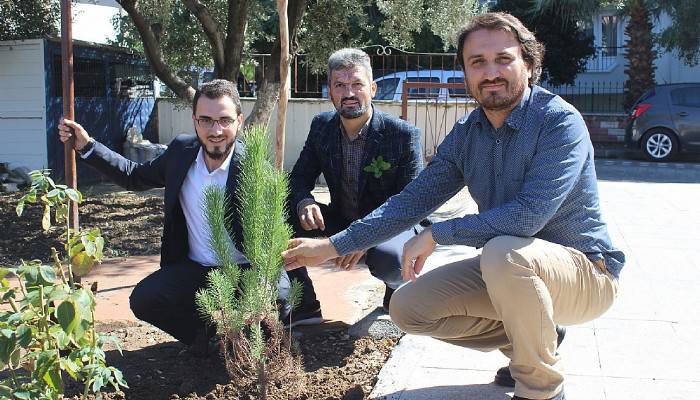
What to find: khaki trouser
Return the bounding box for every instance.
[390,235,618,399]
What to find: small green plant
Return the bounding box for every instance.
[364,156,392,178]
[0,169,127,399]
[196,125,304,399]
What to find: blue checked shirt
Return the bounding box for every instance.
[330,85,626,278]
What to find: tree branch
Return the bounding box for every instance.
[222,0,250,80]
[117,0,195,101]
[182,0,226,76]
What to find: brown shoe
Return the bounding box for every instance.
[494,326,566,387]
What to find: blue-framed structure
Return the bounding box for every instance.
[44,38,157,183]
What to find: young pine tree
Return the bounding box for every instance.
[195,125,304,399]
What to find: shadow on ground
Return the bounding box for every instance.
[595,160,700,183]
[377,384,512,400]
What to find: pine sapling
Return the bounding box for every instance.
[195,125,305,399]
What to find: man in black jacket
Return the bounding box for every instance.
[287,48,424,322]
[58,79,288,352]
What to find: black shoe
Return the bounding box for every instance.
[494,326,566,387]
[382,285,395,313]
[512,390,565,400]
[283,304,323,328]
[182,328,217,358]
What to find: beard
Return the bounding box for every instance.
[198,136,234,160]
[470,77,527,112]
[337,96,369,119]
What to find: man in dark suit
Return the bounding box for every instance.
[287,48,424,323]
[58,79,288,353]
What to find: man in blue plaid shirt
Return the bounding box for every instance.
[283,13,624,400]
[285,48,425,327]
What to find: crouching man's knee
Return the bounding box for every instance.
[389,285,432,334]
[480,235,534,287]
[129,281,155,322]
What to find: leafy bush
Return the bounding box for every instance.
[0,170,127,399]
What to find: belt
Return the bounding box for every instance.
[593,258,609,275]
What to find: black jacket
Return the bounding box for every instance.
[289,108,424,219]
[83,135,245,267]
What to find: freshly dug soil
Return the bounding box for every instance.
[64,322,397,400]
[0,188,398,400]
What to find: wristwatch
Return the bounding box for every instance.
[77,138,95,156]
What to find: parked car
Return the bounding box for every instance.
[373,70,468,101]
[625,83,700,161]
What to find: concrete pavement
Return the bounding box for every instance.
[370,159,700,400]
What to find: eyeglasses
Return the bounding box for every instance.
[195,117,237,129]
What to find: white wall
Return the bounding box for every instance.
[0,39,48,171]
[157,98,476,170]
[572,11,700,88]
[158,98,334,171]
[654,14,700,84]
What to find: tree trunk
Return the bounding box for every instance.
[623,1,656,111]
[117,0,195,101]
[245,79,280,129]
[245,0,307,129]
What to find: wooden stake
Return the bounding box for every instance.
[275,0,290,171]
[60,0,79,281]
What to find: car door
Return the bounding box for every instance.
[670,86,700,149]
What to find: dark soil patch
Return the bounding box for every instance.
[1,188,163,266]
[1,188,399,399]
[61,322,396,400]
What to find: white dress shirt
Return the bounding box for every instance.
[179,147,247,266]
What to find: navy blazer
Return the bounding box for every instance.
[289,108,423,219]
[83,135,245,267]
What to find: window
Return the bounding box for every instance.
[53,56,106,97]
[405,77,440,99]
[447,77,467,97]
[671,87,700,108]
[374,77,400,100]
[111,63,154,98]
[601,15,618,56]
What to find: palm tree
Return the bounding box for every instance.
[622,0,655,110]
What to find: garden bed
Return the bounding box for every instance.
[0,188,399,399]
[65,322,397,399]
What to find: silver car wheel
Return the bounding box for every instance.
[645,133,673,159]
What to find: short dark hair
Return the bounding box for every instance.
[192,79,242,115]
[455,12,544,85]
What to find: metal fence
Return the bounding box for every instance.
[400,82,478,160]
[541,81,625,114]
[241,46,464,99]
[180,46,628,114]
[52,55,155,98]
